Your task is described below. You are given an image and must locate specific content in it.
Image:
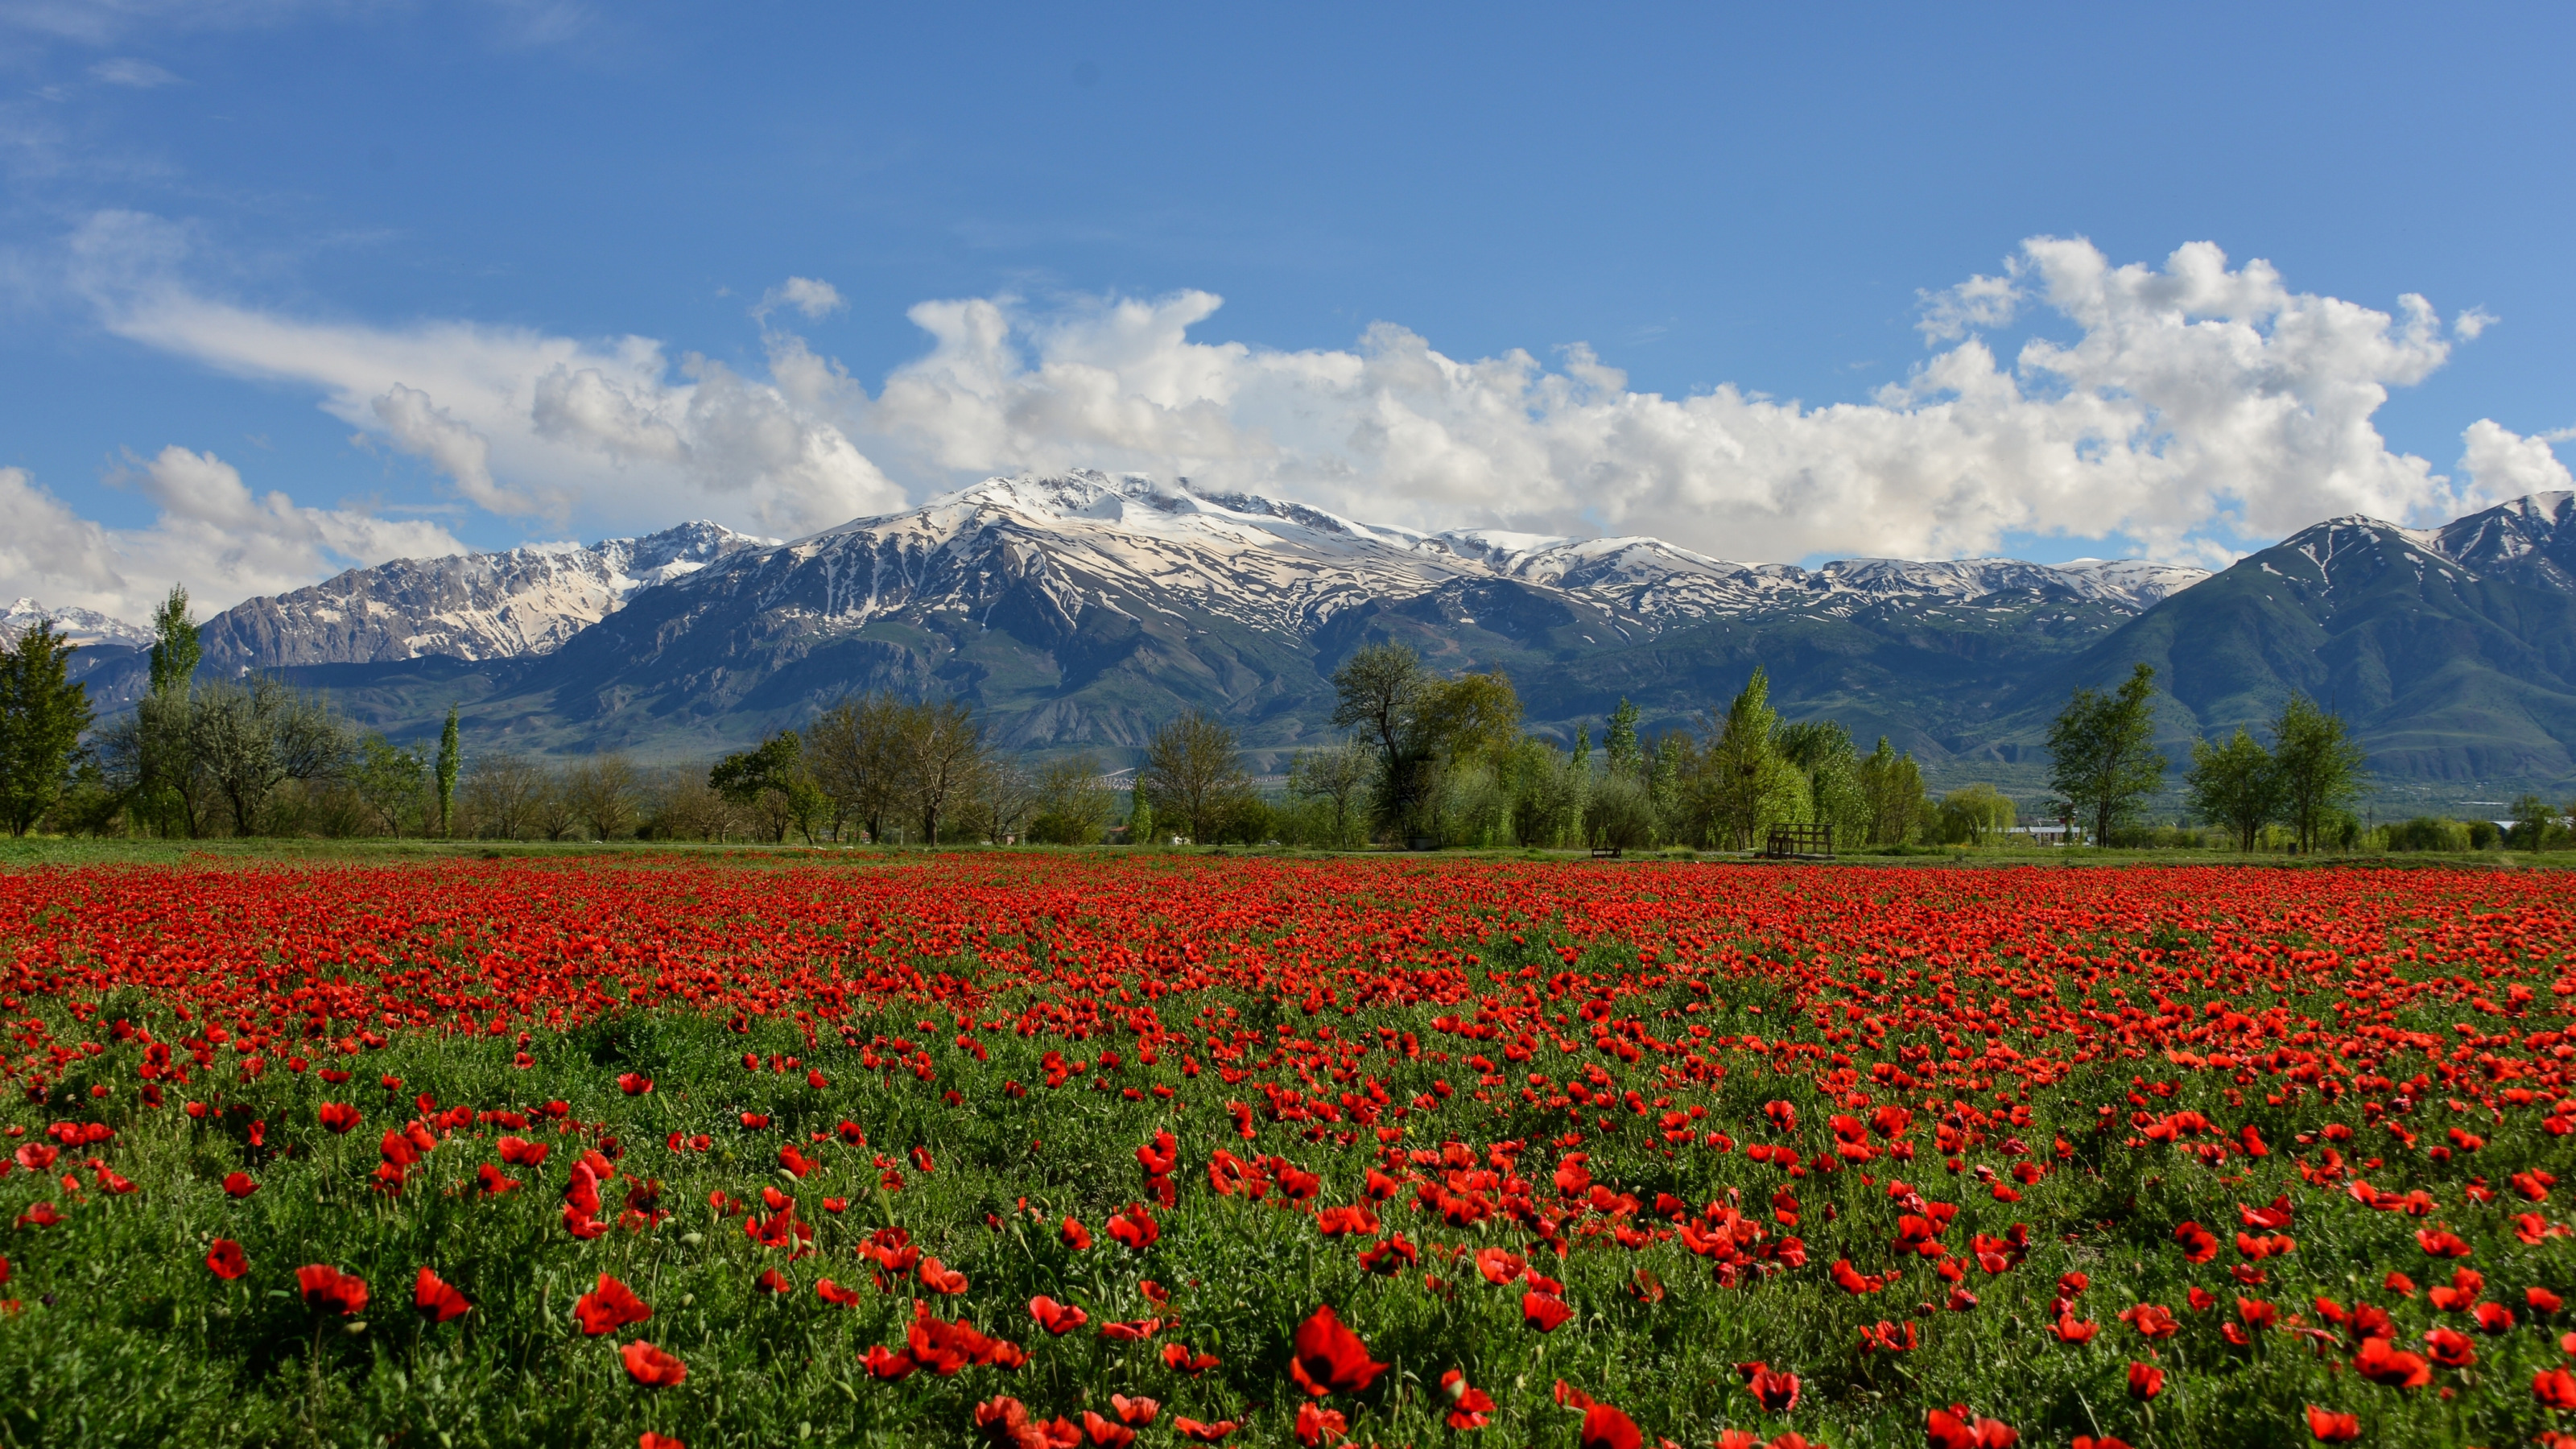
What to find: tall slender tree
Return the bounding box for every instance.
[0,621,93,835]
[138,584,201,836]
[435,705,461,838]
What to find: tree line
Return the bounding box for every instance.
[0,584,2563,852]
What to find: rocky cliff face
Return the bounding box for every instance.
[195,521,768,670]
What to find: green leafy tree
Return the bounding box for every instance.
[1138,710,1256,845]
[1331,642,1428,837]
[1855,737,1929,845]
[1028,754,1116,845]
[1603,696,1643,778]
[0,621,93,835]
[1286,740,1371,849]
[1777,719,1868,848]
[136,584,202,836]
[2185,728,2281,852]
[2508,792,2558,852]
[1125,790,1155,847]
[2046,663,2166,847]
[1701,666,1806,850]
[353,733,428,837]
[711,731,810,843]
[805,694,906,844]
[1934,783,2016,845]
[435,705,461,838]
[2270,691,2368,854]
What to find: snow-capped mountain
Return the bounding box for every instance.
[196,521,770,669]
[0,599,155,652]
[745,471,2210,640]
[132,473,2576,793]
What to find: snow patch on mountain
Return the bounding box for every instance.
[198,520,770,668]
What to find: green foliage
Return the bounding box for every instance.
[2185,728,2282,852]
[1027,755,1116,846]
[1138,711,1257,845]
[0,621,93,836]
[146,584,199,699]
[436,706,462,839]
[2270,692,2369,854]
[1934,782,2016,845]
[1854,737,1929,845]
[1696,667,1805,850]
[2047,662,2166,846]
[353,733,430,838]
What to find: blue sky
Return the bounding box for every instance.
[2,1,2572,619]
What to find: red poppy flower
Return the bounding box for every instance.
[861,1345,916,1381]
[1523,1291,1575,1332]
[295,1264,368,1316]
[919,1257,968,1295]
[2352,1337,2430,1389]
[1160,1343,1218,1373]
[1173,1418,1236,1443]
[1289,1303,1389,1397]
[2421,1327,2474,1368]
[1060,1217,1093,1250]
[616,1072,653,1095]
[13,1202,59,1229]
[639,1435,684,1449]
[1030,1295,1089,1335]
[414,1266,470,1323]
[1110,1395,1158,1426]
[816,1278,863,1307]
[1440,1368,1495,1430]
[1292,1402,1347,1447]
[2118,1303,2178,1340]
[205,1238,248,1280]
[497,1136,549,1167]
[1577,1403,1642,1449]
[2126,1362,2164,1400]
[620,1340,687,1387]
[1082,1411,1137,1449]
[2538,1367,2576,1410]
[1098,1316,1161,1342]
[2054,1313,2099,1344]
[1926,1407,2017,1449]
[2415,1229,2473,1259]
[754,1269,792,1295]
[221,1171,258,1199]
[2529,1286,2565,1314]
[1474,1248,1526,1285]
[1107,1203,1158,1250]
[1748,1365,1801,1413]
[576,1274,652,1335]
[2303,1406,2361,1443]
[318,1103,361,1133]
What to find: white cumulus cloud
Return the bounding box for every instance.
[53,214,2576,612]
[0,448,463,623]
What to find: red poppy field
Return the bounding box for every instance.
[0,854,2570,1449]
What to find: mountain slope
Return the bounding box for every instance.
[344,473,2202,760]
[197,521,768,671]
[1985,493,2576,787]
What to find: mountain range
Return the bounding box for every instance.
[23,473,2576,804]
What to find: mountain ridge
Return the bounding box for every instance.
[47,475,2576,802]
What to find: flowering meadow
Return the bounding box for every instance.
[0,854,2570,1449]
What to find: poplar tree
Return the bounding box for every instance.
[436,705,461,838]
[0,621,93,835]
